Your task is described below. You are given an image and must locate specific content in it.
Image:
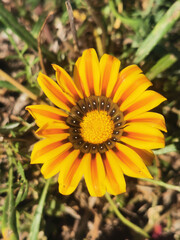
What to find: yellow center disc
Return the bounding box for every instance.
[80,110,114,144]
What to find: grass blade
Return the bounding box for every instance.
[146,54,177,80]
[134,1,180,63]
[1,147,19,240]
[29,179,51,240]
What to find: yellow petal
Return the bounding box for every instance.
[31,136,70,164]
[121,123,165,149]
[128,146,155,166]
[77,48,100,97]
[110,143,153,178]
[41,144,74,178]
[35,121,69,138]
[26,105,68,127]
[113,73,152,108]
[37,72,75,111]
[103,152,126,195]
[127,112,167,132]
[123,90,166,120]
[84,153,106,197]
[100,54,121,97]
[58,151,84,195]
[52,64,83,100]
[73,56,84,96]
[112,65,142,95]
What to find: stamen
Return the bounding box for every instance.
[80,110,114,144]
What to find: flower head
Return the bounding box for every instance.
[26,48,166,196]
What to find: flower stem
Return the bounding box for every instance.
[141,178,180,192]
[105,192,150,239]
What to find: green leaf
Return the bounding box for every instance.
[2,147,19,240]
[134,1,180,63]
[153,143,179,154]
[15,181,29,207]
[0,123,20,134]
[15,161,29,206]
[29,179,51,240]
[16,160,27,181]
[0,80,19,91]
[146,54,177,80]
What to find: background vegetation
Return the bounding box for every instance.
[0,0,180,239]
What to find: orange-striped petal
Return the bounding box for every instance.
[76,49,100,97]
[100,54,120,97]
[110,143,152,178]
[113,73,152,108]
[31,136,70,164]
[41,145,74,178]
[128,146,155,166]
[103,152,126,195]
[35,122,69,138]
[121,123,165,149]
[52,64,83,101]
[26,105,68,127]
[37,72,75,112]
[73,56,84,95]
[123,90,166,120]
[127,112,167,132]
[84,153,106,197]
[58,152,84,195]
[112,65,142,96]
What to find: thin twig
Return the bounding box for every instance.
[105,193,150,238]
[38,11,55,74]
[0,69,47,104]
[65,0,80,53]
[0,69,37,101]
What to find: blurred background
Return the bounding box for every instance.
[0,0,180,239]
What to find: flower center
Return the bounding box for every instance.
[80,110,114,144]
[66,95,125,153]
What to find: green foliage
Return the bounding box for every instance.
[2,146,19,240]
[0,81,19,91]
[0,2,56,62]
[146,54,177,80]
[154,143,180,154]
[134,1,180,63]
[29,179,51,240]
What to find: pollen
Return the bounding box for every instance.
[80,110,114,144]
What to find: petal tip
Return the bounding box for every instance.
[51,63,57,69]
[25,106,30,111]
[144,170,153,179]
[52,64,61,72]
[37,72,44,83]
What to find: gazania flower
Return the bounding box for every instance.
[26,48,166,197]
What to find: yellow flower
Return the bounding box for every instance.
[26,48,166,197]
